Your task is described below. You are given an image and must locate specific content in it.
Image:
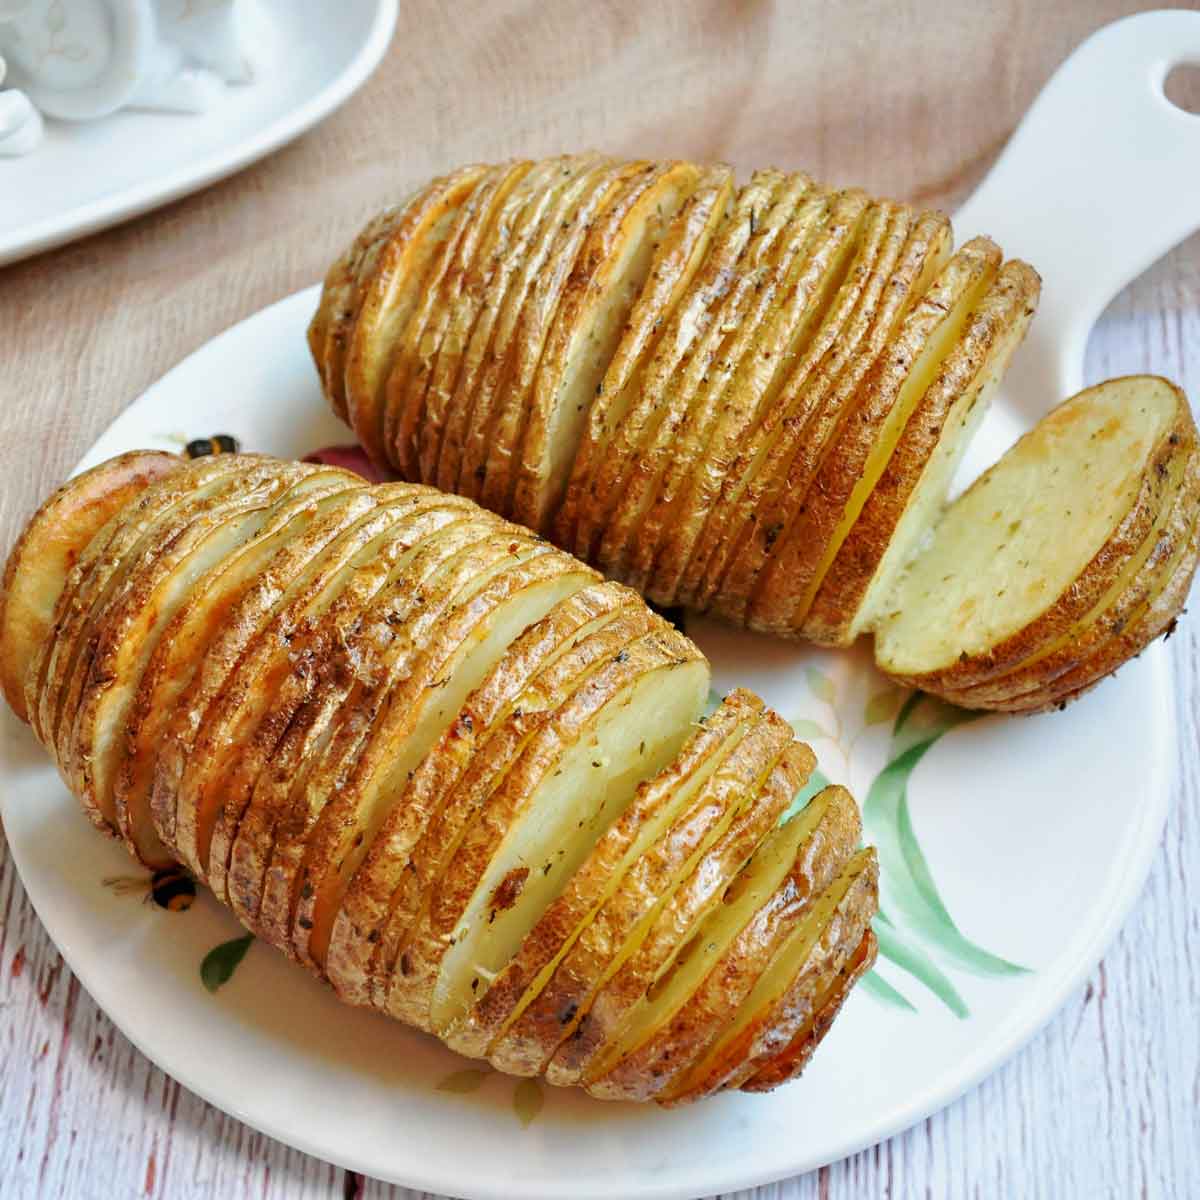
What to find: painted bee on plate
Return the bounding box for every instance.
[185,434,239,459]
[104,865,196,912]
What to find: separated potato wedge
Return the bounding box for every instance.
[0,450,181,724]
[873,376,1199,697]
[327,581,646,1008]
[574,782,858,1098]
[554,166,735,554]
[805,259,1040,645]
[548,721,814,1087]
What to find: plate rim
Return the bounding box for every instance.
[0,0,399,267]
[2,283,1179,1198]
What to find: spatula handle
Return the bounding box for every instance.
[955,10,1200,401]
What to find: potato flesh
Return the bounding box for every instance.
[876,377,1178,672]
[659,848,875,1100]
[583,785,838,1082]
[480,711,752,1051]
[790,255,998,622]
[531,171,696,529]
[431,656,709,1032]
[304,571,594,966]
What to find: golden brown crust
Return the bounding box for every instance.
[739,926,877,1093]
[554,166,735,554]
[547,714,813,1087]
[0,450,181,724]
[804,259,1040,646]
[746,211,955,634]
[326,581,643,1009]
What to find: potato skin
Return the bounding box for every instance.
[0,450,181,724]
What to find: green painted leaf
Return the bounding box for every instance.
[512,1077,544,1127]
[200,933,253,993]
[859,969,918,1012]
[864,737,1028,978]
[47,1,67,34]
[436,1068,491,1094]
[873,918,968,1018]
[864,687,904,727]
[789,718,830,742]
[779,767,831,825]
[804,666,836,705]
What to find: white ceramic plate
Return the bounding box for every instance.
[3,12,1200,1198]
[0,0,398,266]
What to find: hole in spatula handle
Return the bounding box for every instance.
[1163,63,1200,117]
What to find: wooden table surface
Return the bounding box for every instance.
[2,2,1199,1196]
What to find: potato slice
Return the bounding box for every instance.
[0,451,180,723]
[384,162,533,479]
[947,428,1200,712]
[378,603,664,1026]
[590,786,863,1102]
[191,507,507,897]
[601,172,812,588]
[26,454,245,759]
[873,376,1196,691]
[424,627,709,1034]
[746,214,961,634]
[418,160,562,489]
[739,926,877,1093]
[764,237,1004,636]
[650,189,872,607]
[67,461,315,849]
[654,847,878,1103]
[327,581,646,1008]
[512,161,704,533]
[579,170,785,568]
[455,157,612,503]
[686,202,895,614]
[486,698,799,1076]
[548,727,815,1087]
[311,199,411,423]
[707,206,948,627]
[435,157,602,497]
[627,181,832,598]
[554,166,735,554]
[344,165,488,467]
[285,551,595,972]
[207,497,491,907]
[146,485,376,851]
[806,260,1040,645]
[448,691,760,1062]
[572,782,858,1096]
[155,486,399,872]
[115,470,361,866]
[478,160,648,517]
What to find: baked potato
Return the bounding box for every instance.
[311,155,1200,714]
[0,451,876,1104]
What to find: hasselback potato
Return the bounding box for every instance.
[0,451,877,1103]
[311,155,1200,714]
